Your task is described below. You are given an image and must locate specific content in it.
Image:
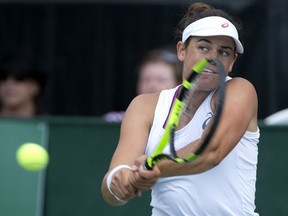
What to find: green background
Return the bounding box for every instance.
[0,119,47,216]
[0,117,287,216]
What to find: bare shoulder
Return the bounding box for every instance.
[225,77,258,131]
[126,93,160,113]
[226,77,257,100]
[228,76,255,89]
[124,93,160,127]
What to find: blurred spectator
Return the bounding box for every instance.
[0,65,46,118]
[103,48,182,122]
[135,48,182,95]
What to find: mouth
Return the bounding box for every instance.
[202,68,217,74]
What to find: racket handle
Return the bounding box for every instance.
[141,160,153,170]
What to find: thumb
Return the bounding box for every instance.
[133,155,148,169]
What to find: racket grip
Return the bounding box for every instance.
[141,160,153,170]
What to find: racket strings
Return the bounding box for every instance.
[195,59,226,155]
[170,82,204,161]
[177,82,200,129]
[178,83,214,130]
[171,58,226,160]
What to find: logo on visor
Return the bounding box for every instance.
[221,22,229,28]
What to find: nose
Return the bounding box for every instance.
[207,49,218,59]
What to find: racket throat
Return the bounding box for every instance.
[169,127,177,158]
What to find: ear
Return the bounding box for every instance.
[228,53,238,72]
[177,41,186,62]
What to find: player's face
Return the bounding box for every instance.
[177,36,237,91]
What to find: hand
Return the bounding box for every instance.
[129,155,161,192]
[109,167,139,202]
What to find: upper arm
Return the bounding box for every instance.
[207,77,258,162]
[108,93,159,170]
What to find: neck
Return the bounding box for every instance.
[0,103,37,118]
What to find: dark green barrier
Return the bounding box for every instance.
[0,118,47,216]
[43,117,151,216]
[256,125,288,215]
[0,117,287,216]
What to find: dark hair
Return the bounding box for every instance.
[136,48,182,85]
[0,67,46,87]
[175,2,242,45]
[0,65,47,115]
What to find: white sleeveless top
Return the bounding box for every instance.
[145,83,260,216]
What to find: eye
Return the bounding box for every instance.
[219,50,230,56]
[198,46,209,52]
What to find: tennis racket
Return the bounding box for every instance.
[144,58,226,170]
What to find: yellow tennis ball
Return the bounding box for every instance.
[16,143,49,172]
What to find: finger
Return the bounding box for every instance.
[130,168,160,190]
[133,155,148,168]
[138,165,161,180]
[129,169,152,190]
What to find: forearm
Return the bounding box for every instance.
[157,155,216,177]
[157,139,220,177]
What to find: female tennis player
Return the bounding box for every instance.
[102,2,259,215]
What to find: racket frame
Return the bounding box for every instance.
[145,58,225,170]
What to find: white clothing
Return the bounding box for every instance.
[145,84,260,216]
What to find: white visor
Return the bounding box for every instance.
[182,16,244,54]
